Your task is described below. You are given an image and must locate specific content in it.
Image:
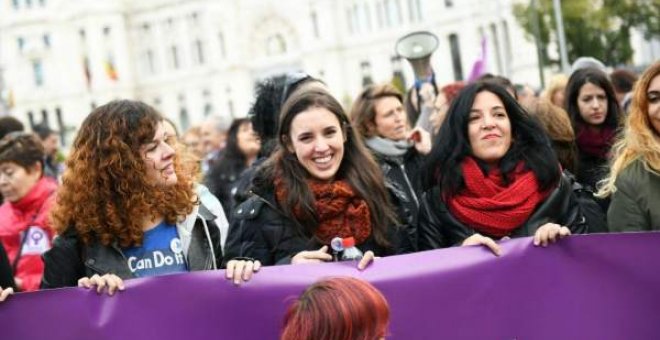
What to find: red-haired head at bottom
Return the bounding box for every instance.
[281,277,390,340]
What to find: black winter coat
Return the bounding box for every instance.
[223,189,413,266]
[418,173,589,250]
[371,148,424,250]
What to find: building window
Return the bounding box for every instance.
[43,34,50,48]
[103,26,111,37]
[179,108,189,131]
[376,1,384,28]
[33,60,44,86]
[384,0,402,26]
[40,109,48,126]
[490,23,503,75]
[79,29,86,40]
[346,8,354,34]
[25,0,32,8]
[311,11,320,38]
[364,4,373,31]
[17,37,25,52]
[448,33,463,81]
[142,49,155,75]
[38,0,45,6]
[170,45,180,69]
[408,0,423,22]
[445,0,454,7]
[27,111,35,128]
[55,107,65,146]
[193,39,205,65]
[360,61,373,87]
[218,33,226,58]
[502,20,512,76]
[12,0,19,9]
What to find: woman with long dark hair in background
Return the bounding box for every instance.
[205,118,260,218]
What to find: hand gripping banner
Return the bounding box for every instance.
[1,233,660,339]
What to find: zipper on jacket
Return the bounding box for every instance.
[399,164,419,207]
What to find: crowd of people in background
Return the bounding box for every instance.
[0,55,659,339]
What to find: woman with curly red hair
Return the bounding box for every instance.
[281,277,390,340]
[42,100,258,294]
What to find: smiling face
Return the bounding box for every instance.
[372,96,408,141]
[577,82,608,126]
[287,107,345,181]
[467,91,512,166]
[141,122,177,187]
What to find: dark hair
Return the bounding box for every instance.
[207,118,251,183]
[0,132,45,172]
[0,116,24,140]
[478,73,517,99]
[565,67,621,129]
[610,68,638,94]
[350,83,404,139]
[423,81,561,196]
[258,89,397,247]
[249,73,321,157]
[281,277,390,340]
[32,123,57,140]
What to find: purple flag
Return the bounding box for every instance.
[2,233,660,339]
[467,36,488,82]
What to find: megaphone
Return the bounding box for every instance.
[395,31,439,81]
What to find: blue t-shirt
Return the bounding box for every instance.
[122,221,188,278]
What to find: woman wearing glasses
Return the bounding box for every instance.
[0,133,57,296]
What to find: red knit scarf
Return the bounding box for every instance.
[274,178,372,245]
[575,125,616,159]
[446,157,550,237]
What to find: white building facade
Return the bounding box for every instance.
[0,0,553,144]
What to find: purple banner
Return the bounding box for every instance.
[2,233,660,339]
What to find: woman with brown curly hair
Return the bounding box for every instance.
[42,100,258,295]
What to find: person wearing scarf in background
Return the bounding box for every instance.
[350,83,430,251]
[565,67,622,211]
[418,82,587,254]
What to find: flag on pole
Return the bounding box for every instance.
[467,36,488,82]
[104,55,118,81]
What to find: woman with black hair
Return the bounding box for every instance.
[565,67,621,192]
[205,118,261,218]
[418,82,587,253]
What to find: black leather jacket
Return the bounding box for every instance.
[418,173,588,250]
[371,148,425,250]
[41,204,223,289]
[223,189,413,266]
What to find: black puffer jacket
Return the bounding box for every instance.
[371,148,424,250]
[223,188,413,266]
[418,173,589,250]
